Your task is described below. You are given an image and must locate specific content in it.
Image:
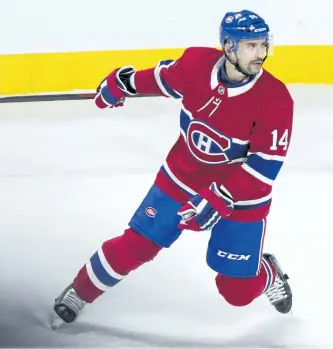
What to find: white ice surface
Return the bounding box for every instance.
[0,85,332,348]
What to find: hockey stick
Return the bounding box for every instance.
[0,92,158,104]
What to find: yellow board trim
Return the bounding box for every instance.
[0,45,332,95]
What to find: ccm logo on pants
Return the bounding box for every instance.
[217,250,251,261]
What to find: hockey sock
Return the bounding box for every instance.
[73,228,162,303]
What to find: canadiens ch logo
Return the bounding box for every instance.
[145,207,157,218]
[186,121,231,164]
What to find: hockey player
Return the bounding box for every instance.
[51,10,293,328]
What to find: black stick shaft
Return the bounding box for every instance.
[0,92,160,104]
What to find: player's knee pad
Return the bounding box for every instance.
[215,264,270,307]
[102,228,162,276]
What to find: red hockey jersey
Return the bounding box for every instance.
[132,47,294,222]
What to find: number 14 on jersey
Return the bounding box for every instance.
[270,129,289,151]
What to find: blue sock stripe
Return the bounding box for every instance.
[90,251,122,287]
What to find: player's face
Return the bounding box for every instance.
[236,39,268,75]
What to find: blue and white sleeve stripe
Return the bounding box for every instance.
[242,152,285,185]
[154,60,183,99]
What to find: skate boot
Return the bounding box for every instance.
[51,284,86,329]
[263,253,292,314]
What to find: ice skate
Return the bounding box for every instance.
[51,284,86,330]
[263,253,292,314]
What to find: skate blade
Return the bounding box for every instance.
[50,311,66,330]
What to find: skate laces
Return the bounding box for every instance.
[265,276,288,304]
[62,288,86,314]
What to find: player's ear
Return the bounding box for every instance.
[224,42,232,56]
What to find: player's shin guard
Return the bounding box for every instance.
[215,256,276,307]
[73,228,162,303]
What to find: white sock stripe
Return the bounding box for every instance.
[97,248,124,280]
[85,260,108,292]
[264,258,274,281]
[262,258,274,293]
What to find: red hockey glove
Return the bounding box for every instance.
[177,182,233,232]
[94,66,137,109]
